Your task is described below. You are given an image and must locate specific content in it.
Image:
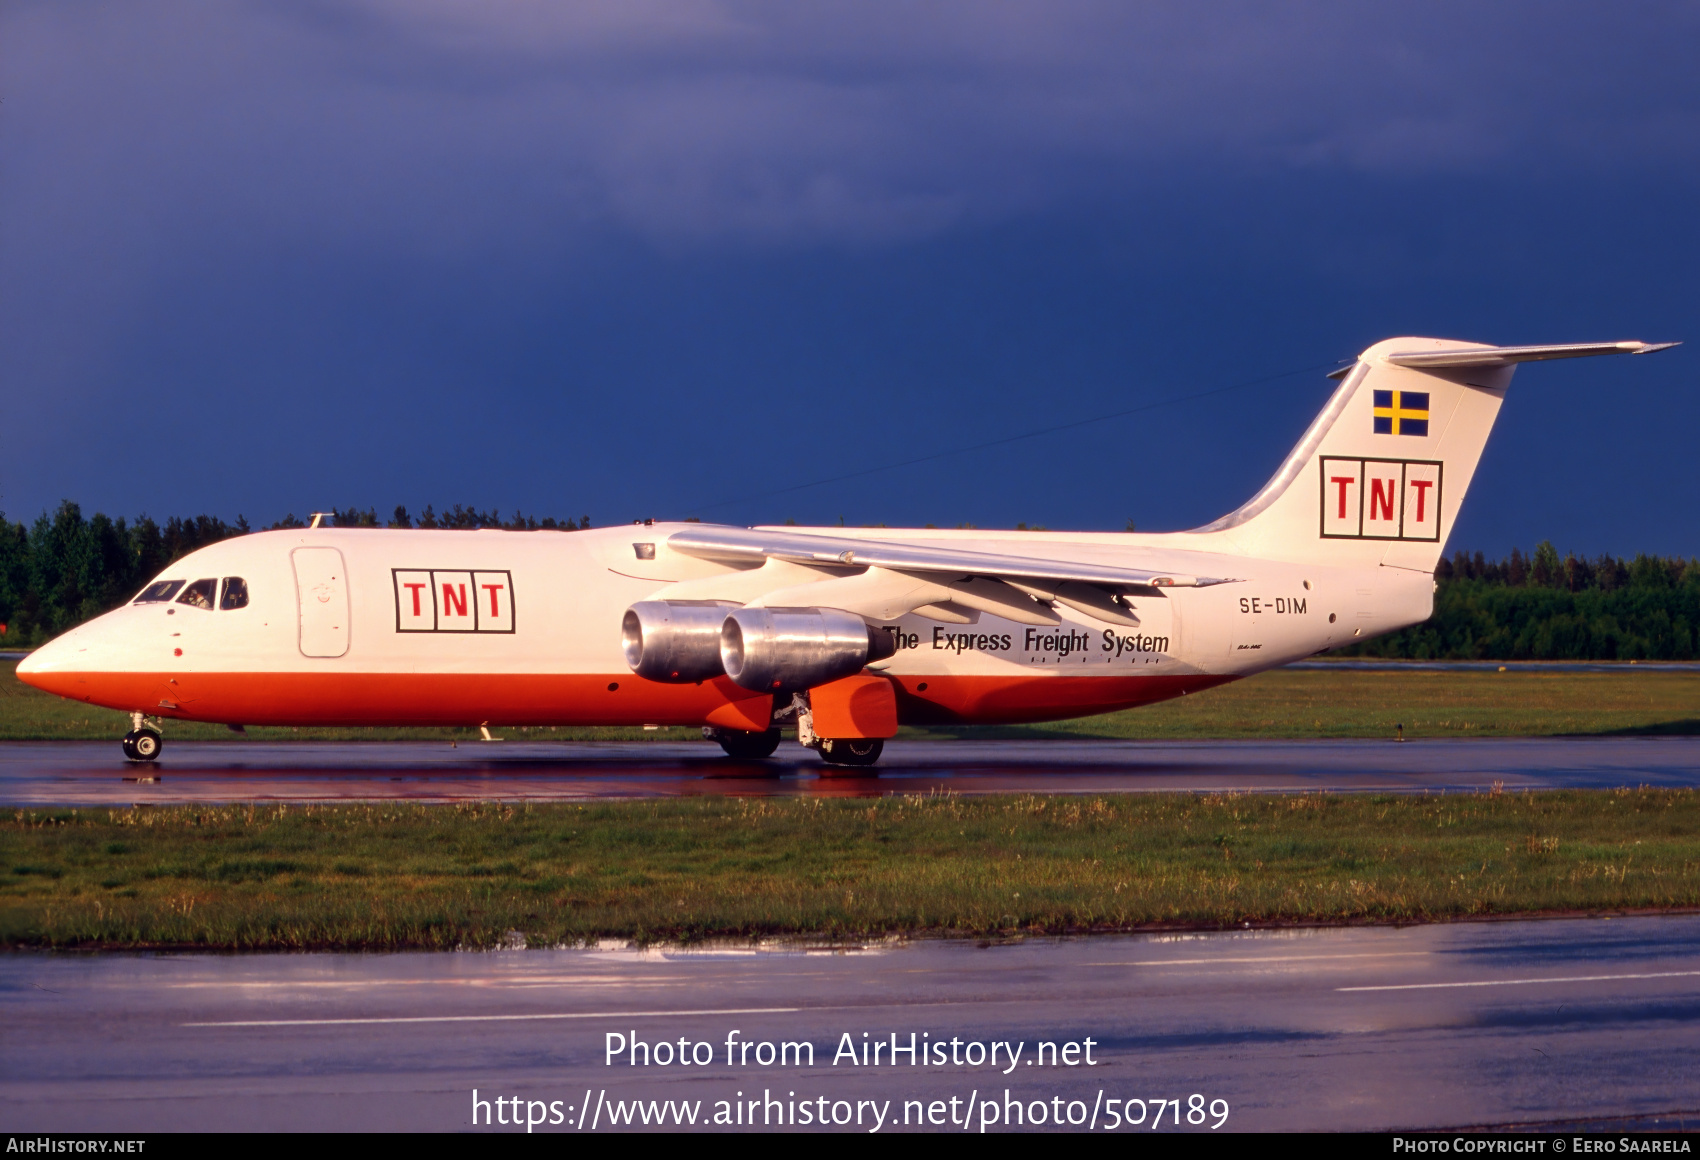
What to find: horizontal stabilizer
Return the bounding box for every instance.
[1385,340,1678,369]
[668,526,1231,588]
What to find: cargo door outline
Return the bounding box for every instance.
[292,547,350,658]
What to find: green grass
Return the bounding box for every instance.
[4,791,1699,949]
[4,659,1696,741]
[927,667,1700,740]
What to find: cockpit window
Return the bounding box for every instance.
[135,580,185,604]
[220,577,250,610]
[176,579,217,610]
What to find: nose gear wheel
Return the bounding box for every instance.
[121,728,163,763]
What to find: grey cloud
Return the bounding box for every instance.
[4,0,1698,257]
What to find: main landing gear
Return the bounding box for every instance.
[703,695,887,771]
[818,737,883,768]
[794,696,883,772]
[703,726,783,759]
[122,712,164,763]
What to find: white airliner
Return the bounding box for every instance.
[16,336,1676,767]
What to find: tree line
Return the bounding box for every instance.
[0,505,1694,659]
[278,505,590,532]
[1342,543,1700,660]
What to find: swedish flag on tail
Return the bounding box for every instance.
[1372,390,1429,436]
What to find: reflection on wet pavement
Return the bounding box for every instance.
[1,736,1696,804]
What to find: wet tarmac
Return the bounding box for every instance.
[1,736,1697,804]
[5,915,1699,1132]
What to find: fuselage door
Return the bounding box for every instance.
[292,547,350,658]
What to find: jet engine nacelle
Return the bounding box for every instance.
[622,600,739,682]
[720,606,898,693]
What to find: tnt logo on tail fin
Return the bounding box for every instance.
[1188,336,1677,570]
[1320,458,1441,541]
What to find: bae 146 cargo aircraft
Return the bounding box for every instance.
[16,336,1677,767]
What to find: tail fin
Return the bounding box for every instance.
[1191,337,1677,572]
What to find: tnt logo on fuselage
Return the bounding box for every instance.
[1320,458,1442,542]
[394,569,515,633]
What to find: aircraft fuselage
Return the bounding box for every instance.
[15,524,1430,730]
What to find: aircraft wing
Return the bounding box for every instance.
[666,525,1231,589]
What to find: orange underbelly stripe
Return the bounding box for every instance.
[20,669,1232,728]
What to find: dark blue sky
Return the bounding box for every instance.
[3,2,1695,556]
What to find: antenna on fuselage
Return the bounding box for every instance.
[309,512,331,529]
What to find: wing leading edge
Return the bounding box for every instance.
[666,525,1233,589]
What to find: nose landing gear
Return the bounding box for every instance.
[122,712,164,763]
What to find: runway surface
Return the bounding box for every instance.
[5,915,1699,1132]
[1,736,1697,804]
